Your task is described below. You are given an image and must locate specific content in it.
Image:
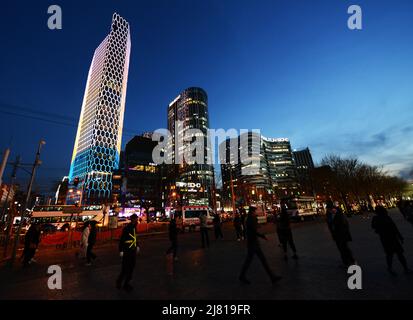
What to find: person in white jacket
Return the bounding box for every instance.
[78,221,90,259]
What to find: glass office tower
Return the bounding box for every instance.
[165,87,215,206]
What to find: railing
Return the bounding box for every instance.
[39,223,168,248]
[0,222,168,253]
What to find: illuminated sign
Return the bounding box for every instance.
[261,137,289,143]
[176,182,202,188]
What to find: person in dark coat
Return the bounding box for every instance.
[213,212,223,240]
[239,206,282,285]
[276,201,298,261]
[325,200,355,267]
[372,205,411,275]
[116,214,140,292]
[405,201,413,227]
[240,208,247,240]
[199,211,210,248]
[166,215,178,260]
[22,223,41,267]
[86,220,97,266]
[397,200,408,219]
[233,212,243,241]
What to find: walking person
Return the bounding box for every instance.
[240,208,247,240]
[200,211,210,248]
[276,201,298,261]
[233,211,243,241]
[166,215,178,261]
[405,201,413,227]
[76,221,90,259]
[397,200,408,219]
[22,223,41,267]
[117,214,140,292]
[372,205,412,275]
[239,206,282,285]
[213,212,223,240]
[326,200,355,267]
[86,220,97,266]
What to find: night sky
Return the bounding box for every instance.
[1,0,413,194]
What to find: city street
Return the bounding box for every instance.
[1,209,413,300]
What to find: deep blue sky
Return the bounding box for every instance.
[1,0,413,193]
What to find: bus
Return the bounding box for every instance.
[173,206,213,232]
[30,205,109,231]
[285,197,318,221]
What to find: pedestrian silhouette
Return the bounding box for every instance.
[117,214,140,292]
[76,221,90,259]
[240,208,247,240]
[166,215,178,261]
[213,212,223,240]
[239,206,282,285]
[276,200,298,261]
[22,223,41,267]
[398,200,413,227]
[372,205,412,275]
[233,211,243,241]
[325,200,355,267]
[85,220,97,266]
[199,211,210,248]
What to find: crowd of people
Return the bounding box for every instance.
[21,199,413,293]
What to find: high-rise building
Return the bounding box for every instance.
[262,137,298,196]
[293,148,315,170]
[119,135,162,209]
[165,87,214,206]
[68,13,131,204]
[293,147,315,195]
[220,133,272,208]
[220,134,299,207]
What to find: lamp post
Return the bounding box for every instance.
[9,139,45,266]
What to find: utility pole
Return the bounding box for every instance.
[10,140,45,266]
[211,174,218,213]
[2,156,20,258]
[230,167,236,214]
[0,148,10,187]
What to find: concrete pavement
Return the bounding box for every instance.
[1,209,412,300]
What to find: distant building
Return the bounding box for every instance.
[68,13,131,204]
[293,148,315,196]
[221,133,300,208]
[220,133,272,208]
[0,184,15,206]
[293,148,315,170]
[116,135,162,209]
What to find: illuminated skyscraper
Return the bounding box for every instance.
[165,87,215,206]
[68,13,131,203]
[262,137,298,195]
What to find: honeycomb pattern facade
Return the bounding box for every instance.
[69,13,131,203]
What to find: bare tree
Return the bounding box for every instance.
[318,154,408,210]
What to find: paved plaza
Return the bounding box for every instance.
[1,209,413,300]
